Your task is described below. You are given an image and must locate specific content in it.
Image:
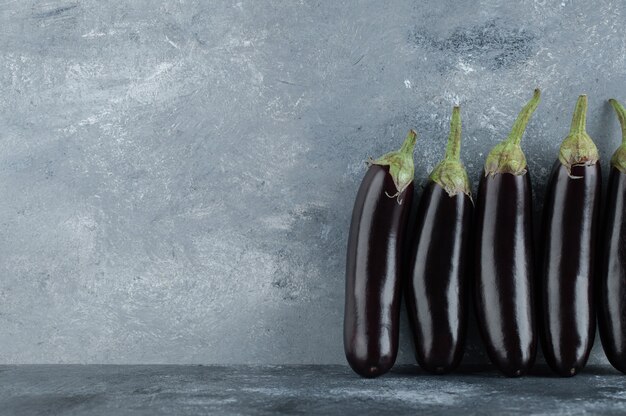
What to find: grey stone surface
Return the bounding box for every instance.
[2,365,626,415]
[1,0,626,365]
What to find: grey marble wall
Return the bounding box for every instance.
[0,0,625,364]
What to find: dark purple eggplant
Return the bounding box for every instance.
[541,95,601,377]
[598,98,626,374]
[405,106,472,374]
[344,131,416,378]
[475,89,540,377]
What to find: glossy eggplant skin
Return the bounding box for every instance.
[598,166,626,374]
[474,172,536,377]
[541,163,601,377]
[405,181,472,374]
[344,164,413,378]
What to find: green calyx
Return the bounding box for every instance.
[609,98,626,173]
[369,129,417,203]
[558,94,599,174]
[485,88,541,176]
[429,106,472,198]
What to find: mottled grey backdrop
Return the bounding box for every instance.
[0,0,625,364]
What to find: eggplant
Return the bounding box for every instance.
[344,130,416,378]
[540,95,601,377]
[405,106,472,374]
[474,89,540,377]
[598,98,626,374]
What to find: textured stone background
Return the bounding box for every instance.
[0,0,625,364]
[4,365,626,415]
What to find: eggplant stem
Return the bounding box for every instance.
[609,98,626,173]
[506,88,541,145]
[610,99,626,144]
[484,89,540,176]
[369,129,417,199]
[400,129,417,154]
[569,95,588,136]
[444,106,462,161]
[558,94,598,171]
[428,106,472,198]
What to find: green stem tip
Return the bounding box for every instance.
[609,98,626,173]
[508,88,541,146]
[569,94,588,136]
[369,129,417,203]
[558,94,599,172]
[429,106,472,199]
[444,106,462,161]
[400,129,418,154]
[484,88,541,176]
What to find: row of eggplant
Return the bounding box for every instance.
[344,89,626,378]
